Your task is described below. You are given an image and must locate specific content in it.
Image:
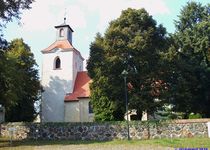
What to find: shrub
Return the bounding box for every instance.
[188,113,202,119]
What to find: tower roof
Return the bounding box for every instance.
[42,39,73,51]
[54,23,74,32]
[41,39,84,60]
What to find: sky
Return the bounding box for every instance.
[2,0,210,76]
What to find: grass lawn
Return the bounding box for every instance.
[0,137,210,150]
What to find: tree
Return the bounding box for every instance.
[0,0,34,53]
[1,39,40,121]
[0,0,34,28]
[87,8,169,121]
[87,33,105,79]
[87,33,117,121]
[167,2,210,117]
[0,0,35,121]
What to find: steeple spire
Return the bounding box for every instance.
[64,17,66,24]
[64,8,67,24]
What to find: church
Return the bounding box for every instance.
[41,20,93,122]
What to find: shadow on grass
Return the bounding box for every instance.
[0,138,114,148]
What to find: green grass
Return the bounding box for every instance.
[0,137,210,149]
[146,138,210,148]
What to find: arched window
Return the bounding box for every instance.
[88,102,93,113]
[54,57,61,69]
[59,28,64,37]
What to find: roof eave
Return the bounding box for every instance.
[54,24,74,32]
[78,96,90,99]
[64,99,79,102]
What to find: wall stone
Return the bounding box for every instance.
[0,119,209,141]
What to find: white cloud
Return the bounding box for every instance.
[20,0,87,32]
[20,0,54,31]
[129,0,170,15]
[19,0,170,33]
[59,5,87,29]
[77,0,170,32]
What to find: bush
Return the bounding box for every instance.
[188,113,202,119]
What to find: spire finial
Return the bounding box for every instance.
[64,17,66,24]
[64,8,67,24]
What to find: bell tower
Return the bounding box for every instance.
[55,18,74,44]
[41,19,84,122]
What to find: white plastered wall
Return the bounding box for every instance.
[41,49,74,122]
[64,98,94,122]
[72,51,84,82]
[79,98,94,122]
[64,101,80,122]
[56,27,72,44]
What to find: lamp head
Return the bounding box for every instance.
[121,69,128,77]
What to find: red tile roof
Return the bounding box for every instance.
[42,40,74,52]
[41,40,84,60]
[65,71,92,102]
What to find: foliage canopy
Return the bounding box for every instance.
[167,2,210,117]
[0,39,40,121]
[88,2,210,120]
[87,8,169,121]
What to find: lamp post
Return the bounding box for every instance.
[121,69,130,140]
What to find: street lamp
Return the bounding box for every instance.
[121,69,130,140]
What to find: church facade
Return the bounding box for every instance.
[41,22,93,122]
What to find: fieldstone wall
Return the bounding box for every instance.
[0,119,210,141]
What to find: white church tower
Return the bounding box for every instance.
[41,20,84,122]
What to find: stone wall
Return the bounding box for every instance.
[0,119,210,141]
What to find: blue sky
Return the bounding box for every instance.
[2,0,209,75]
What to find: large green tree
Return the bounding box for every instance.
[1,39,40,121]
[87,33,117,121]
[87,8,169,121]
[0,0,35,121]
[166,2,210,117]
